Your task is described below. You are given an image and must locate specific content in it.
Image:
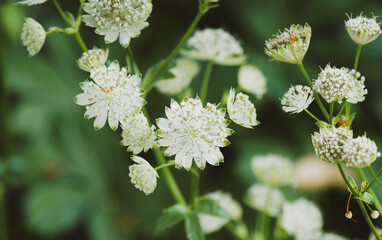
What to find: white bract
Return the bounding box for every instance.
[346,71,367,104]
[18,0,47,5]
[21,18,46,56]
[345,14,382,46]
[227,88,259,129]
[265,23,311,64]
[281,85,314,114]
[343,136,380,168]
[182,28,246,65]
[251,154,294,187]
[155,58,200,95]
[280,198,323,240]
[77,47,109,72]
[129,156,158,195]
[81,0,152,47]
[121,112,156,155]
[74,60,145,130]
[156,97,232,170]
[238,64,267,99]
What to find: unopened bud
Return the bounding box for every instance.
[345,211,352,219]
[361,181,368,190]
[371,210,379,219]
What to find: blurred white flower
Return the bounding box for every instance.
[77,47,109,72]
[155,58,200,95]
[156,97,232,170]
[81,0,152,47]
[345,14,382,46]
[343,136,380,168]
[265,23,311,64]
[281,85,314,114]
[238,64,267,99]
[74,60,145,130]
[21,18,46,56]
[322,232,347,240]
[17,0,47,5]
[227,88,259,128]
[182,28,246,65]
[129,156,158,195]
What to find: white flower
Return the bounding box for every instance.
[243,184,284,217]
[227,88,259,129]
[346,71,367,104]
[280,198,323,240]
[343,136,381,168]
[181,28,246,65]
[265,23,311,64]
[77,47,109,72]
[312,123,353,163]
[74,60,145,130]
[21,18,46,56]
[238,64,267,99]
[155,58,200,95]
[81,0,152,48]
[121,112,156,155]
[17,0,47,5]
[322,233,346,240]
[345,14,382,46]
[198,191,242,234]
[281,85,314,114]
[156,97,232,170]
[129,156,158,195]
[251,154,294,187]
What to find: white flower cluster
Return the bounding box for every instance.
[343,136,381,168]
[227,88,259,129]
[265,23,311,64]
[77,47,109,72]
[281,85,315,114]
[21,18,46,56]
[322,233,347,240]
[156,97,232,170]
[129,156,158,195]
[345,14,382,46]
[182,28,246,65]
[251,154,294,187]
[238,64,267,99]
[82,0,152,47]
[313,65,367,104]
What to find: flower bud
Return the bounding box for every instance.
[345,211,353,219]
[361,181,368,191]
[371,210,379,219]
[21,18,46,56]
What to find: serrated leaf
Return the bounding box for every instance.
[155,203,188,234]
[356,192,374,205]
[185,213,205,240]
[195,198,231,219]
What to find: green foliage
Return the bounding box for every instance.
[185,213,205,240]
[195,198,231,219]
[155,203,188,234]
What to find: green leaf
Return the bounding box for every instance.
[185,213,205,240]
[347,175,359,194]
[155,203,188,234]
[89,208,127,240]
[195,198,231,219]
[356,192,374,205]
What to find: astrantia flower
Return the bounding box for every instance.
[77,47,109,72]
[281,85,314,114]
[129,156,158,195]
[155,58,200,95]
[345,14,382,46]
[21,18,46,56]
[312,124,353,163]
[280,198,323,240]
[227,88,259,128]
[243,184,284,217]
[265,23,311,64]
[343,136,381,168]
[81,0,152,47]
[74,60,145,130]
[17,0,47,5]
[181,28,246,65]
[121,112,156,155]
[251,154,294,187]
[156,97,232,170]
[346,71,367,104]
[198,191,242,234]
[238,64,267,99]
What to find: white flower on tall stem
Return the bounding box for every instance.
[74,60,145,130]
[156,97,232,170]
[21,18,46,56]
[238,64,267,99]
[129,156,158,195]
[17,0,47,5]
[77,47,109,72]
[345,14,382,46]
[81,0,152,47]
[227,88,259,129]
[343,136,380,168]
[281,85,314,114]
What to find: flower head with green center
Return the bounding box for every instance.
[74,60,145,130]
[129,156,158,195]
[17,0,47,5]
[81,0,152,48]
[265,23,311,64]
[156,97,232,170]
[312,123,353,163]
[345,14,382,46]
[181,28,246,66]
[281,85,314,114]
[238,64,267,99]
[21,18,46,56]
[343,136,381,168]
[77,47,109,72]
[227,88,259,129]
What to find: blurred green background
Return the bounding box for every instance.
[1,0,382,239]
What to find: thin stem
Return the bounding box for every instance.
[259,211,269,240]
[304,109,321,122]
[74,32,88,52]
[354,45,363,71]
[356,168,382,214]
[199,61,214,103]
[357,199,381,240]
[363,168,382,193]
[334,103,346,123]
[330,102,334,120]
[337,163,360,197]
[367,166,382,188]
[189,166,200,209]
[225,221,249,240]
[127,46,140,75]
[154,161,175,171]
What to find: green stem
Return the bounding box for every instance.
[74,32,88,52]
[127,46,140,75]
[354,45,363,71]
[357,199,381,240]
[356,168,382,214]
[363,168,382,193]
[330,102,334,120]
[142,10,204,93]
[259,211,269,240]
[189,166,200,209]
[199,61,214,103]
[367,166,382,188]
[225,221,249,240]
[334,103,346,123]
[304,109,321,122]
[337,163,360,197]
[154,161,175,171]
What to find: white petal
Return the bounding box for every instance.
[93,105,108,130]
[74,93,95,106]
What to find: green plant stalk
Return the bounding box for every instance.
[154,161,175,171]
[189,166,200,209]
[199,61,214,103]
[304,109,320,122]
[337,163,360,196]
[367,166,382,187]
[225,221,249,240]
[330,102,334,120]
[127,46,140,75]
[354,45,363,71]
[363,167,382,192]
[356,168,382,214]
